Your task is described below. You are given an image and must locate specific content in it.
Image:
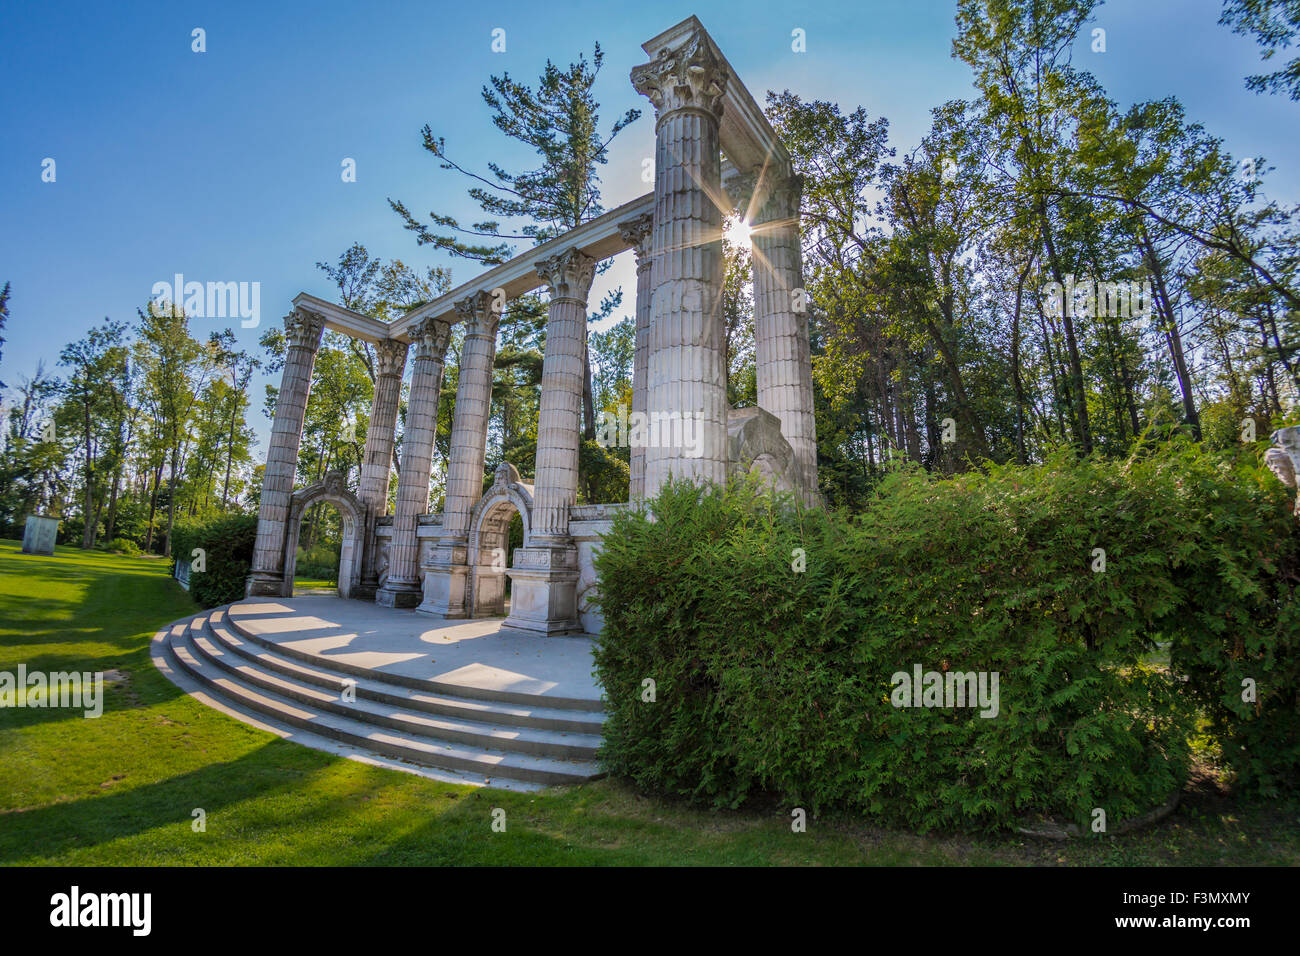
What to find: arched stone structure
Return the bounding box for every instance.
[282,470,367,599]
[248,17,820,634]
[465,462,534,618]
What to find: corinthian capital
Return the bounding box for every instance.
[374,338,409,377]
[454,291,501,339]
[630,29,728,120]
[617,212,655,266]
[535,249,597,302]
[283,309,325,351]
[409,318,451,362]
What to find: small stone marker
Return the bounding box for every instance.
[21,514,59,555]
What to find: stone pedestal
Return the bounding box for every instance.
[21,514,58,555]
[503,544,582,635]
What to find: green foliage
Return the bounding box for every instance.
[101,537,140,555]
[171,513,258,607]
[593,441,1299,832]
[295,543,339,581]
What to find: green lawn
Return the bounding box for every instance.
[0,537,1296,866]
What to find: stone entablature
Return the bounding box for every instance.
[249,16,819,633]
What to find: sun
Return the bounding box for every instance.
[724,216,752,249]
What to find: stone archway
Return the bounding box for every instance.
[283,470,367,599]
[465,462,534,617]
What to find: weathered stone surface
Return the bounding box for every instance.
[634,24,730,496]
[248,309,324,596]
[356,337,408,598]
[727,406,800,496]
[378,318,451,608]
[21,514,58,555]
[619,212,655,500]
[421,294,500,616]
[750,174,819,504]
[531,249,596,542]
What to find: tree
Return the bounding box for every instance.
[1221,0,1300,100]
[389,44,637,442]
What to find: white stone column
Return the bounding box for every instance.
[419,293,499,617]
[618,212,655,500]
[530,249,596,540]
[632,30,731,497]
[247,309,325,597]
[356,338,408,599]
[376,319,450,608]
[751,175,819,503]
[500,250,594,636]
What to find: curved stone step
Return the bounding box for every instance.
[187,615,600,761]
[205,611,604,735]
[162,619,601,787]
[225,603,605,712]
[150,625,524,791]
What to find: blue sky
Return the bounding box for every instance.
[2,0,1296,448]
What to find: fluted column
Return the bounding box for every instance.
[419,293,499,617]
[376,320,450,608]
[618,213,655,500]
[247,308,325,597]
[531,249,596,541]
[355,338,408,599]
[751,175,819,503]
[631,29,731,496]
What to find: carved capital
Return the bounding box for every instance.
[723,169,759,213]
[409,317,452,362]
[752,173,803,227]
[374,338,409,377]
[283,309,325,351]
[535,249,596,303]
[630,29,728,121]
[617,212,655,267]
[454,292,501,339]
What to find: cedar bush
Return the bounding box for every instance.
[592,441,1299,832]
[170,514,258,608]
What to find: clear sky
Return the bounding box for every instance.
[2,0,1295,448]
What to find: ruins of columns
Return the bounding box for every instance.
[246,308,324,597]
[247,17,824,629]
[631,29,731,497]
[376,319,450,608]
[501,250,596,634]
[618,212,655,500]
[355,337,409,599]
[749,174,819,504]
[419,293,499,617]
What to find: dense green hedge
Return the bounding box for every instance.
[171,514,258,608]
[592,442,1299,832]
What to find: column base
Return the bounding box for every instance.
[417,540,470,616]
[245,571,286,598]
[502,544,582,635]
[375,581,422,608]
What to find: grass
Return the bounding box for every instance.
[1,537,1296,866]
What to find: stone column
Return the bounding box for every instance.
[355,338,408,600]
[419,293,500,617]
[750,174,819,503]
[376,319,451,608]
[501,250,595,635]
[631,30,730,497]
[247,308,325,597]
[618,212,655,500]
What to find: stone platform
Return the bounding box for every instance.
[152,595,605,791]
